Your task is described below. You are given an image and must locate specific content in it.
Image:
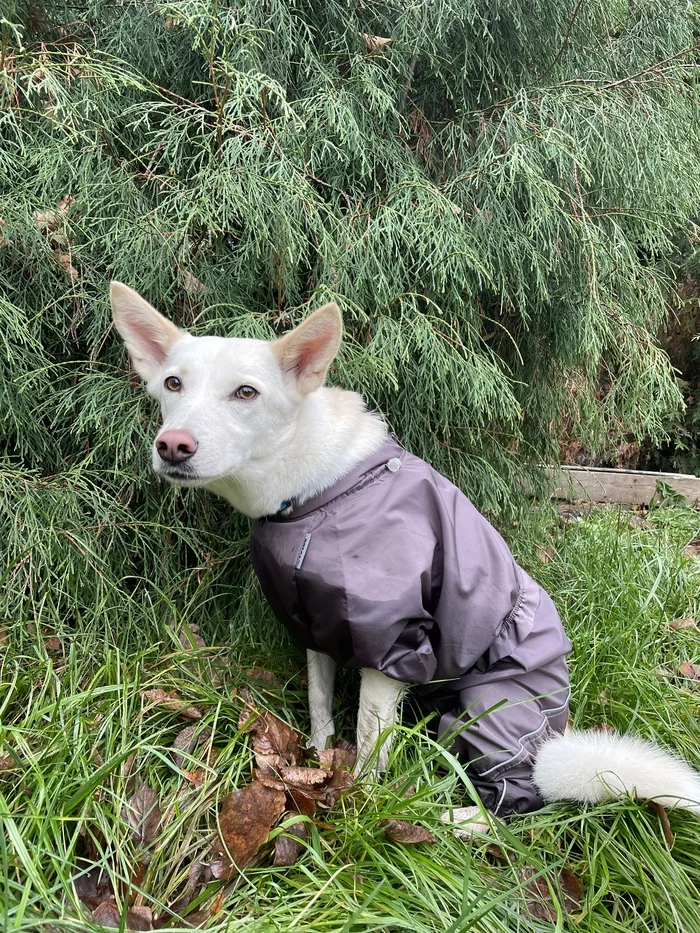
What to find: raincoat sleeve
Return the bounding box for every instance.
[336,524,440,685]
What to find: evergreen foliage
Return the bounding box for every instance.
[1,1,700,637]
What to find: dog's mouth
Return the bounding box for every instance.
[155,464,223,488]
[156,465,203,485]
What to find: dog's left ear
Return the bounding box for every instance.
[271,302,342,394]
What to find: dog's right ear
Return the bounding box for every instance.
[110,282,183,382]
[271,302,343,394]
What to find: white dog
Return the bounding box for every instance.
[111,282,700,832]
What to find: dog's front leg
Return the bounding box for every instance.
[307,649,337,751]
[356,669,407,775]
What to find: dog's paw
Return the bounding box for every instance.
[441,805,493,839]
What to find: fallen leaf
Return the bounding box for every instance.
[317,745,356,771]
[169,909,208,928]
[90,901,153,930]
[172,725,212,770]
[648,800,675,848]
[130,861,148,895]
[273,816,309,866]
[123,752,137,796]
[56,251,78,278]
[141,689,202,720]
[182,272,207,296]
[239,703,303,770]
[125,906,153,931]
[286,787,317,817]
[536,545,553,564]
[361,33,391,53]
[273,765,355,815]
[186,861,212,894]
[91,900,122,927]
[178,623,206,650]
[34,195,75,232]
[245,668,280,687]
[485,843,508,861]
[669,617,697,631]
[594,723,616,734]
[520,866,583,923]
[211,781,286,877]
[679,662,700,681]
[181,769,207,787]
[73,862,114,909]
[122,784,162,846]
[685,541,700,559]
[209,888,226,918]
[43,636,62,653]
[277,766,328,786]
[381,819,437,845]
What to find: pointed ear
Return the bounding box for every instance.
[110,281,183,382]
[271,302,342,394]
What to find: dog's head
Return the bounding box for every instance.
[110,282,342,487]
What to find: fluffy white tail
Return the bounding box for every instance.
[533,730,700,814]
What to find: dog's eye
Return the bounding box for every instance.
[164,376,182,392]
[235,385,258,400]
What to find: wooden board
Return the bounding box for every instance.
[550,466,700,507]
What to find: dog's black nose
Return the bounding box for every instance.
[155,430,198,463]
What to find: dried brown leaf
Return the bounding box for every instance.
[181,769,207,787]
[169,909,208,929]
[360,33,391,53]
[178,623,206,650]
[382,819,437,845]
[209,888,226,918]
[56,251,78,278]
[286,787,317,817]
[669,617,697,631]
[245,668,280,687]
[536,544,553,564]
[679,662,700,681]
[140,688,202,720]
[90,901,153,931]
[281,766,354,813]
[186,861,212,894]
[317,745,356,770]
[73,863,114,909]
[43,636,62,653]
[182,272,207,297]
[172,725,212,769]
[125,906,153,931]
[122,784,162,846]
[273,816,309,866]
[34,195,75,232]
[239,703,303,770]
[211,781,286,877]
[685,540,700,559]
[649,800,675,848]
[520,866,583,923]
[0,752,16,771]
[277,766,329,786]
[91,899,122,927]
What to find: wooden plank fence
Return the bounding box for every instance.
[550,466,700,507]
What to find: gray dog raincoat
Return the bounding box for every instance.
[251,436,571,815]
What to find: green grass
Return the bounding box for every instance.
[1,504,700,932]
